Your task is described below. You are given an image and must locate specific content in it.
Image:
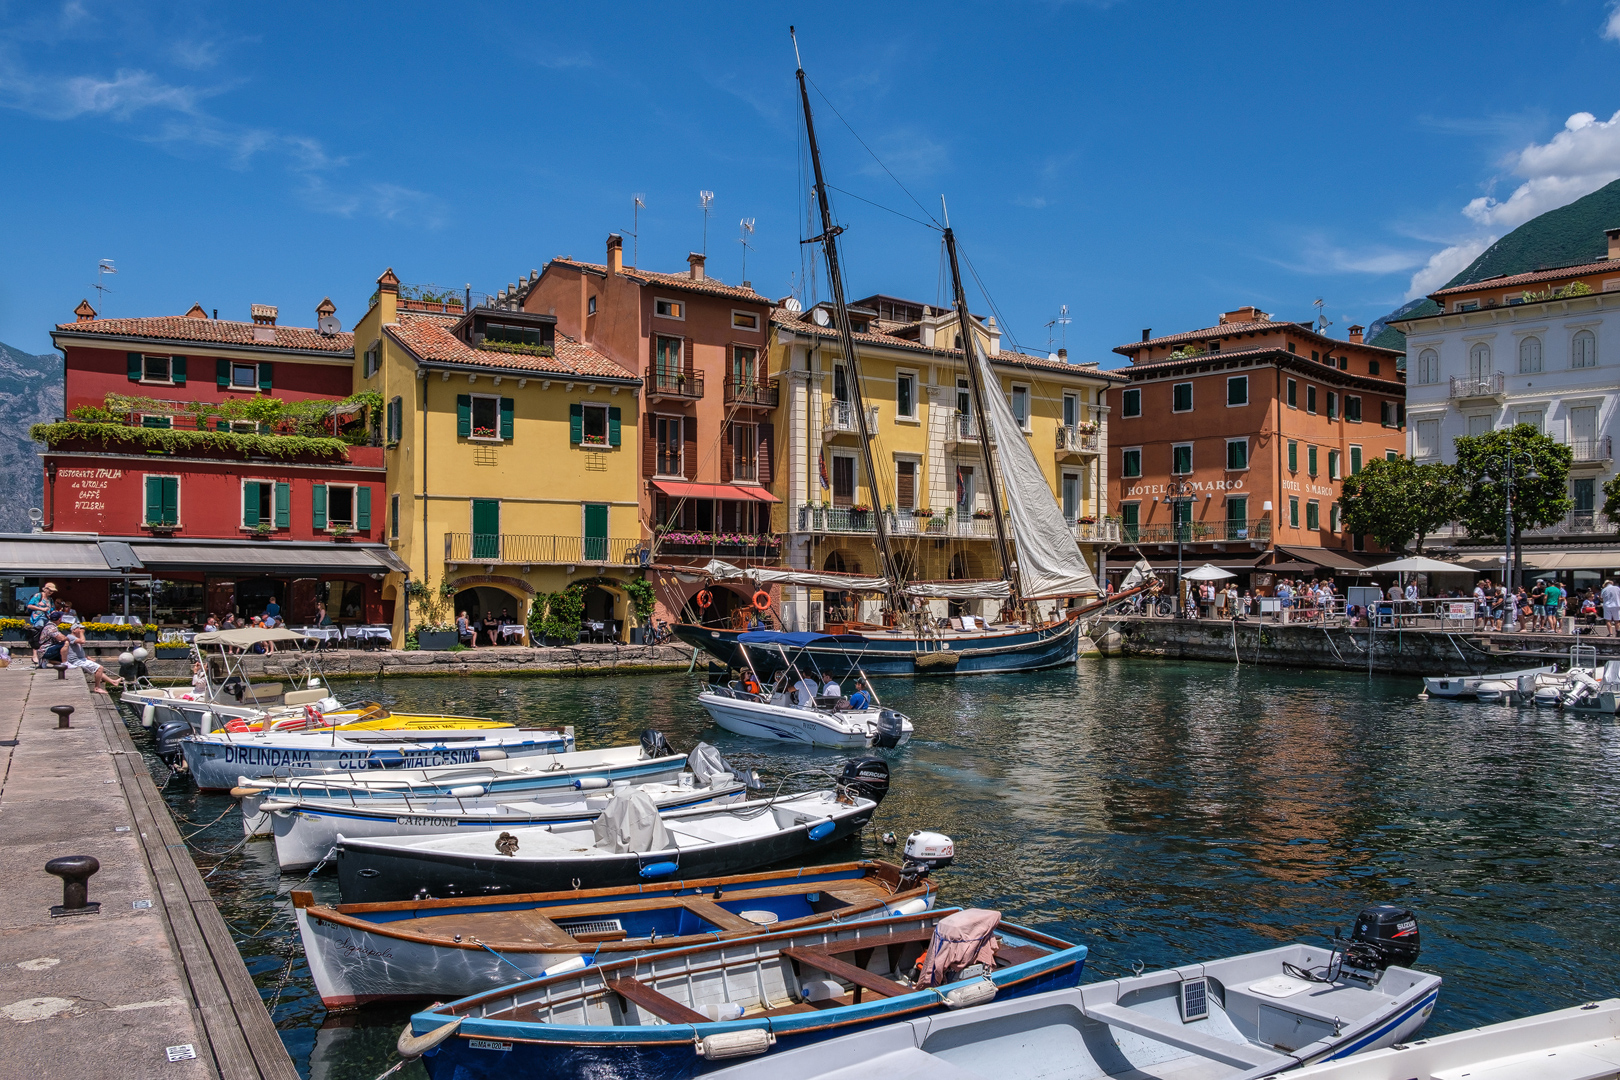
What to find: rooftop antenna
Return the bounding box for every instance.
[1045,303,1071,352]
[92,258,116,306]
[1314,298,1332,334]
[630,194,645,268]
[699,191,715,255]
[738,218,756,282]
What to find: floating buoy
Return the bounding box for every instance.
[696,589,713,610]
[752,590,772,611]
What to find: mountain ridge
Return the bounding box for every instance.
[0,342,62,533]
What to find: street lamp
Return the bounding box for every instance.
[1480,450,1537,596]
[1165,477,1197,615]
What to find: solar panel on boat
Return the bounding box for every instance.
[1180,976,1209,1022]
[554,918,625,937]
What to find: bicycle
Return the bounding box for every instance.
[644,619,673,646]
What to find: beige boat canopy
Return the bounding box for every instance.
[192,627,311,648]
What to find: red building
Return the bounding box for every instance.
[13,298,404,628]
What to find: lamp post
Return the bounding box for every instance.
[1481,450,1537,597]
[1166,477,1197,615]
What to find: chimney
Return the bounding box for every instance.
[316,296,336,321]
[251,304,278,326]
[1608,227,1620,260]
[376,267,399,323]
[74,299,97,322]
[688,252,706,281]
[1058,348,1069,362]
[1141,328,1151,342]
[606,234,623,275]
[183,303,208,319]
[1348,324,1364,344]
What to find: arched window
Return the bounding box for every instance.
[1416,348,1439,384]
[1468,342,1491,380]
[1573,329,1598,369]
[1518,336,1542,373]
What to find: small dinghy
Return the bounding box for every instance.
[701,904,1441,1080]
[1278,996,1620,1080]
[335,762,891,903]
[1422,665,1555,699]
[294,857,942,1008]
[404,906,1084,1080]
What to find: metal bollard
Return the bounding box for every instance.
[45,855,101,917]
[50,705,74,729]
[55,664,67,680]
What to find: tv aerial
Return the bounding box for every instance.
[1045,304,1071,353]
[1314,298,1332,333]
[92,259,117,305]
[738,218,756,281]
[630,194,645,267]
[699,190,715,254]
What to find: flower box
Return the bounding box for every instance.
[1,629,26,642]
[416,629,458,651]
[155,646,191,660]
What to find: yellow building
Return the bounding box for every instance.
[768,295,1127,627]
[353,270,645,644]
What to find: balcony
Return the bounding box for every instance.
[823,401,878,440]
[944,413,988,450]
[1127,519,1273,545]
[444,533,642,566]
[654,531,780,560]
[796,505,1007,538]
[1449,373,1505,403]
[1056,425,1099,455]
[645,366,704,401]
[1072,518,1120,543]
[724,376,779,409]
[1568,435,1613,464]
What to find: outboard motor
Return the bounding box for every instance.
[640,729,674,760]
[688,742,762,791]
[898,829,955,889]
[1345,904,1421,972]
[117,651,148,686]
[153,719,192,764]
[221,675,248,703]
[873,709,907,749]
[838,757,890,805]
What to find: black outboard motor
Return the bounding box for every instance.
[640,729,674,760]
[221,675,247,703]
[838,757,890,805]
[873,709,907,749]
[154,719,192,765]
[1346,904,1421,971]
[117,652,149,685]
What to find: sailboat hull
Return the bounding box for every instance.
[677,617,1081,677]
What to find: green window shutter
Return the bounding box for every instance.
[144,477,161,524]
[312,483,327,529]
[569,402,583,444]
[128,353,143,382]
[216,418,229,431]
[243,481,260,527]
[161,478,178,526]
[456,395,472,437]
[499,397,514,440]
[1350,447,1362,475]
[387,397,402,442]
[357,486,371,531]
[171,355,187,386]
[274,482,290,527]
[258,361,273,391]
[216,358,231,389]
[608,406,622,447]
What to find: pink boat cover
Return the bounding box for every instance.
[916,908,1001,988]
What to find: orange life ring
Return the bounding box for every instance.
[696,589,713,610]
[752,590,772,611]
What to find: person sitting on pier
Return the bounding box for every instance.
[65,624,124,694]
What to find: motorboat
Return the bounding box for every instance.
[293,858,939,1008]
[1275,997,1620,1080]
[259,743,751,870]
[402,906,1084,1079]
[334,762,891,903]
[698,631,913,748]
[1422,665,1556,699]
[700,905,1442,1080]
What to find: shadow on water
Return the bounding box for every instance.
[129,657,1620,1078]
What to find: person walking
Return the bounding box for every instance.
[1603,579,1620,637]
[24,581,56,661]
[1529,580,1547,632]
[1544,580,1564,633]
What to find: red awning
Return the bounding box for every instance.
[651,480,781,504]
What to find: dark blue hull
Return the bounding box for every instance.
[677,618,1081,677]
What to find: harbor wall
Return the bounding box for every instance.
[133,642,699,682]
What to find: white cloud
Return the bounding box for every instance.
[1462,109,1620,228]
[1406,237,1493,299]
[1603,1,1620,43]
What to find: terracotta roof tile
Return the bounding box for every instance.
[549,258,771,303]
[54,314,353,353]
[1115,319,1402,358]
[387,312,636,380]
[1428,257,1620,297]
[1117,344,1406,389]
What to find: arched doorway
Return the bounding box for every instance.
[453,586,521,645]
[823,551,861,624]
[581,585,618,641]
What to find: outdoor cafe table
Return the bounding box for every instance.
[299,626,343,649]
[343,625,393,649]
[499,623,525,644]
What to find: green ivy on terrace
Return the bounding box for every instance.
[477,340,555,357]
[29,421,351,460]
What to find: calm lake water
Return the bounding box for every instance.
[134,658,1620,1079]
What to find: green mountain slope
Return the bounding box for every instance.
[0,342,62,533]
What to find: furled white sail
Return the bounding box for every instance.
[970,338,1100,598]
[904,580,1012,600]
[1121,559,1154,590]
[702,560,889,592]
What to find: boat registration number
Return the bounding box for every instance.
[468,1039,512,1052]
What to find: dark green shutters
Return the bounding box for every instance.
[312,483,327,529]
[569,403,583,444]
[257,361,273,391]
[499,397,514,440]
[472,499,500,559]
[608,406,622,447]
[243,482,261,526]
[456,395,472,437]
[584,503,609,562]
[217,358,231,388]
[171,355,186,386]
[274,482,290,527]
[128,353,143,382]
[1288,440,1298,472]
[387,397,402,443]
[357,486,371,531]
[144,476,178,526]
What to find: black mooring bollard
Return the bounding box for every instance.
[45,855,101,917]
[50,705,73,729]
[55,664,67,680]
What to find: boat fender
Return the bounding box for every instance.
[573,777,610,790]
[447,785,486,798]
[640,861,680,879]
[199,710,215,735]
[887,896,931,917]
[397,1017,462,1060]
[480,749,506,761]
[940,977,998,1010]
[808,818,836,841]
[541,955,588,978]
[694,1028,775,1060]
[228,786,259,799]
[140,702,156,728]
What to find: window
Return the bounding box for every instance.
[731,345,757,390]
[1061,473,1080,523]
[1306,385,1318,414]
[1287,439,1298,472]
[363,341,381,378]
[1306,500,1320,531]
[1287,342,1296,354]
[1369,360,1380,376]
[310,483,369,532]
[1468,413,1493,437]
[1468,342,1491,379]
[468,394,503,440]
[1350,446,1363,475]
[1574,477,1596,523]
[1287,378,1297,408]
[1326,392,1338,420]
[1226,438,1248,471]
[241,480,289,529]
[1227,375,1248,406]
[895,459,917,509]
[1414,419,1440,459]
[578,402,611,446]
[390,493,400,540]
[954,376,969,416]
[141,414,173,429]
[1062,393,1079,428]
[896,372,916,419]
[1456,300,1479,312]
[1010,385,1030,428]
[387,396,402,443]
[1328,450,1340,480]
[1308,445,1318,477]
[1515,408,1543,434]
[144,476,179,527]
[731,422,758,481]
[470,498,499,559]
[1226,497,1248,532]
[655,298,684,320]
[955,464,974,512]
[486,321,542,346]
[1312,350,1320,363]
[1121,502,1140,541]
[655,416,683,476]
[1519,336,1543,373]
[1121,388,1141,417]
[231,362,258,388]
[731,310,759,331]
[1416,348,1439,384]
[1345,396,1362,423]
[1331,503,1342,532]
[1121,448,1142,478]
[141,354,173,384]
[326,485,354,527]
[833,455,857,507]
[587,295,597,316]
[1172,382,1193,412]
[1573,330,1597,368]
[1289,496,1300,529]
[1172,443,1192,475]
[1571,405,1599,455]
[1397,403,1405,426]
[1338,356,1348,370]
[1381,401,1396,427]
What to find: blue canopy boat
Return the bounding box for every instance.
[678,622,1084,678]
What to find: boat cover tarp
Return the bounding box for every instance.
[969,337,1100,599]
[592,786,669,854]
[703,560,889,592]
[1120,559,1155,590]
[737,630,847,647]
[193,627,310,647]
[904,580,1013,600]
[687,742,734,787]
[917,908,1002,988]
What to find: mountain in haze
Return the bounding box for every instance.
[1367,176,1620,352]
[0,342,62,532]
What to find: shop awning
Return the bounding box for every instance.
[1274,545,1382,573]
[0,534,152,578]
[1123,555,1268,572]
[651,480,780,504]
[128,540,408,576]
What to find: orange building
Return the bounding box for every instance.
[1107,307,1407,582]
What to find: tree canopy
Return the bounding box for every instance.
[1338,457,1459,554]
[1452,424,1572,542]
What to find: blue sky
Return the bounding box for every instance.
[4,1,1620,363]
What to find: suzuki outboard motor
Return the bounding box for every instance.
[640,729,673,760]
[873,709,907,749]
[838,757,890,805]
[1346,904,1421,971]
[154,719,192,765]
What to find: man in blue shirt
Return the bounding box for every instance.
[264,596,281,621]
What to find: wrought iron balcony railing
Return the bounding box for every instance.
[445,533,641,565]
[645,366,704,400]
[1449,373,1505,401]
[723,376,779,408]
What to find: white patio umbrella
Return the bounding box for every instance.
[1183,563,1236,581]
[1368,556,1469,574]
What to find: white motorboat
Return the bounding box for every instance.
[1422,665,1556,699]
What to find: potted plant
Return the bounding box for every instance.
[251,521,274,540]
[0,617,25,641]
[331,524,353,542]
[415,623,458,650]
[407,572,458,649]
[973,508,994,520]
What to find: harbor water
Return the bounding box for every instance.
[138,658,1620,1079]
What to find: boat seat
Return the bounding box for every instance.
[781,946,909,1003]
[679,898,758,933]
[284,688,329,706]
[993,944,1051,967]
[1082,1002,1278,1069]
[607,977,710,1025]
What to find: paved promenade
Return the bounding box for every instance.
[0,665,296,1079]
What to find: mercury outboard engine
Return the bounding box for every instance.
[153,719,192,765]
[838,757,890,805]
[1345,904,1421,972]
[873,709,907,749]
[640,729,673,760]
[898,829,955,889]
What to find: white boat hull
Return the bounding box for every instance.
[1423,665,1556,698]
[699,692,912,748]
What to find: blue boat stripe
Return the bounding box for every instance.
[1323,988,1440,1060]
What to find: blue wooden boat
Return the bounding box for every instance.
[677,620,1083,679]
[405,907,1084,1079]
